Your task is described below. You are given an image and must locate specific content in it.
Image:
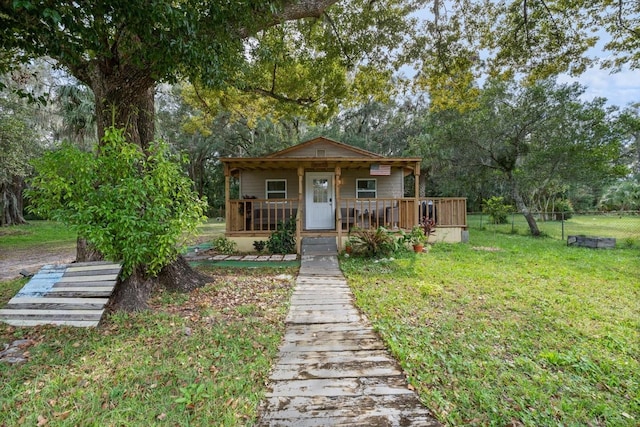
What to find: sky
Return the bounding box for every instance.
[558,67,639,108]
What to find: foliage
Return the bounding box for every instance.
[174,383,210,408]
[266,217,296,255]
[253,240,267,253]
[27,127,207,277]
[0,78,43,225]
[211,236,237,255]
[551,199,574,220]
[482,196,513,224]
[348,226,402,257]
[599,178,640,211]
[407,225,427,245]
[420,78,627,235]
[341,228,639,426]
[0,267,295,425]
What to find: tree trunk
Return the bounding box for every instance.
[88,63,156,149]
[80,64,208,311]
[76,237,105,262]
[508,172,541,236]
[0,177,27,226]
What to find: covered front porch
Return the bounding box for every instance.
[222,157,467,253]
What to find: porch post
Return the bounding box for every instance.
[335,166,342,249]
[296,167,304,255]
[414,161,420,226]
[224,163,231,233]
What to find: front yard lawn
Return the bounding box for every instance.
[341,230,639,426]
[0,266,295,426]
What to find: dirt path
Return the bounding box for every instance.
[0,247,75,281]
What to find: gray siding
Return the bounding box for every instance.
[240,170,299,198]
[340,169,404,199]
[240,167,404,199]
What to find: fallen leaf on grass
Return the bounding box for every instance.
[54,411,71,420]
[37,415,48,426]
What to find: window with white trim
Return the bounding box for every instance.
[356,179,377,199]
[266,179,287,199]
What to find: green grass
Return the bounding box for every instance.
[0,218,226,255]
[469,213,640,245]
[187,220,227,245]
[341,230,639,426]
[0,221,77,252]
[0,267,296,425]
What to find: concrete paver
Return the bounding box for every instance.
[257,238,440,426]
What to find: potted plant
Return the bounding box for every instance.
[408,225,427,252]
[344,237,353,254]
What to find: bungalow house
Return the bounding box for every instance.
[221,137,467,253]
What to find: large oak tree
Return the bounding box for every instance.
[1,0,344,309]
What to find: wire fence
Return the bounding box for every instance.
[468,211,640,246]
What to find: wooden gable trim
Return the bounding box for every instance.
[221,157,422,175]
[266,136,384,159]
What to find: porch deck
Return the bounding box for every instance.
[227,197,467,234]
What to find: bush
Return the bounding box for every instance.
[483,196,513,224]
[267,217,296,254]
[253,240,266,253]
[211,236,237,254]
[27,127,207,277]
[552,199,573,220]
[349,227,402,257]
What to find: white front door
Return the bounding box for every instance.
[305,172,335,229]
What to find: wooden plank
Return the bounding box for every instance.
[45,287,114,297]
[67,261,121,271]
[0,319,99,327]
[53,281,117,288]
[63,268,121,277]
[6,297,109,310]
[0,309,104,320]
[56,274,119,283]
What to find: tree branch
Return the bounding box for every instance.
[618,0,640,38]
[244,86,316,106]
[238,0,338,37]
[323,11,354,67]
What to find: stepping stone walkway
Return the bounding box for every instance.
[202,254,298,262]
[257,238,440,426]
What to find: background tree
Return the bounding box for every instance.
[0,91,41,226]
[1,0,419,309]
[414,78,628,235]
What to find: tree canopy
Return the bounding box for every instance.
[408,78,629,234]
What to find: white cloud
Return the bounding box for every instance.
[559,68,640,107]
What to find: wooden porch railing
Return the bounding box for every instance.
[229,199,299,232]
[227,197,467,233]
[338,197,467,231]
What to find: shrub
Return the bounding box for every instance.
[483,196,513,224]
[349,227,401,257]
[267,217,296,254]
[552,199,574,220]
[211,236,237,254]
[27,127,206,277]
[253,240,266,253]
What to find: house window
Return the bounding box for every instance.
[356,179,377,199]
[266,179,287,199]
[316,149,326,157]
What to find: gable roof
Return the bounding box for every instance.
[266,136,384,159]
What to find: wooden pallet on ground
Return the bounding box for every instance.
[0,261,121,327]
